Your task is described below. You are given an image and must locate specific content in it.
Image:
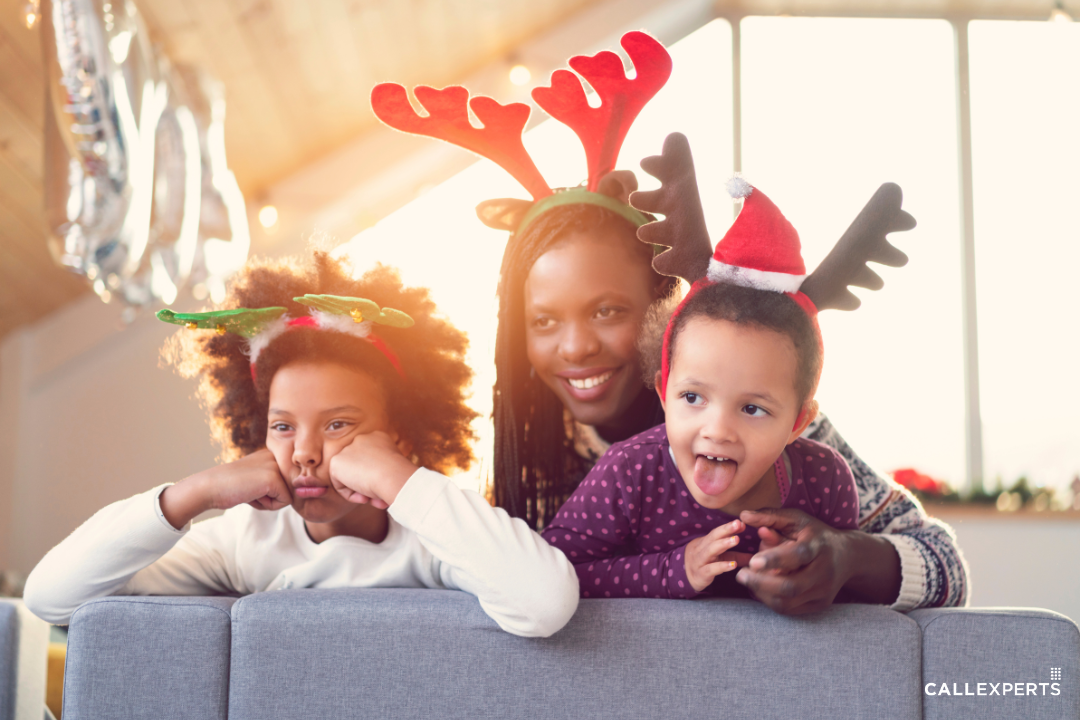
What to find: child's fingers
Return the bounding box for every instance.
[701,559,739,580]
[702,534,742,561]
[703,519,744,542]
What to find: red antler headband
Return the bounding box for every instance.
[629,133,918,398]
[371,31,673,234]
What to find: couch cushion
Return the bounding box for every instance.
[0,599,48,720]
[63,596,235,720]
[229,589,921,720]
[912,607,1080,720]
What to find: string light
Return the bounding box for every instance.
[258,205,278,228]
[509,64,531,86]
[23,0,40,29]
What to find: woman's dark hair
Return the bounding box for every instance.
[165,250,477,474]
[639,282,822,405]
[492,204,672,530]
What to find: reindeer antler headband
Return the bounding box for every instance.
[157,295,414,381]
[371,31,673,235]
[631,132,917,396]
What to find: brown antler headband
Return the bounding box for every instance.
[630,132,917,395]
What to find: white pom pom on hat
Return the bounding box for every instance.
[725,175,753,200]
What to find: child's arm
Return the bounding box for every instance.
[23,449,288,624]
[540,453,741,599]
[329,432,580,638]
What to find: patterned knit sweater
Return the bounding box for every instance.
[565,413,969,610]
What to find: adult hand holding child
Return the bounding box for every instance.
[683,519,754,593]
[736,507,902,615]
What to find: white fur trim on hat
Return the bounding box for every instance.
[726,175,753,199]
[707,259,807,294]
[243,311,373,367]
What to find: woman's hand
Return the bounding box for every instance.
[328,431,418,509]
[683,519,753,592]
[735,508,902,614]
[160,448,291,529]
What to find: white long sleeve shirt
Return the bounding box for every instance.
[24,468,579,637]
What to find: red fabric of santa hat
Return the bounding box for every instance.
[707,177,808,294]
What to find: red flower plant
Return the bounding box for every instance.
[892,468,947,496]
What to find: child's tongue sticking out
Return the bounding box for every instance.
[693,455,737,497]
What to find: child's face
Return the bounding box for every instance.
[265,361,394,525]
[660,317,807,513]
[524,230,661,430]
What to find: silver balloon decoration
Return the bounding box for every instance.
[40,0,248,312]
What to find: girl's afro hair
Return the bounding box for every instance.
[164,249,477,474]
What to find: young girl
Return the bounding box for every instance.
[541,175,869,599]
[23,250,578,638]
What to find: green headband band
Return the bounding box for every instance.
[515,188,651,236]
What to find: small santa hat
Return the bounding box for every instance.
[706,177,807,294]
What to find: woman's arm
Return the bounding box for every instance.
[736,414,969,613]
[807,413,968,609]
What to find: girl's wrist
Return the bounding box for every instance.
[159,475,214,530]
[377,457,420,506]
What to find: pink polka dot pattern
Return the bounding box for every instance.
[541,425,860,600]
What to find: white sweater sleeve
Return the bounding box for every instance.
[388,468,579,638]
[23,485,242,625]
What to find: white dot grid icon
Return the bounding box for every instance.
[1050,667,1062,680]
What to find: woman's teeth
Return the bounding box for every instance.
[568,370,615,390]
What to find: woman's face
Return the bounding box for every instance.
[524,228,661,429]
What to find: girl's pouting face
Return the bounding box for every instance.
[524,229,661,430]
[661,317,808,513]
[265,361,392,540]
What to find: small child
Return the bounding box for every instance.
[25,249,578,637]
[542,174,863,599]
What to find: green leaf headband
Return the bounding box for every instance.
[156,295,414,378]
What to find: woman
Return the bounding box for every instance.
[372,31,968,614]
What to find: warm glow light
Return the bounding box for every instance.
[509,64,531,86]
[23,0,38,28]
[1050,0,1073,22]
[258,205,278,228]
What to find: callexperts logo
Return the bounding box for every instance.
[925,668,1063,697]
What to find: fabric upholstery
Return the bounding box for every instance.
[0,599,48,720]
[63,596,235,720]
[913,607,1080,720]
[229,589,922,720]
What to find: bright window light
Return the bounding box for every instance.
[969,20,1080,493]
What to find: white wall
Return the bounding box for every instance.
[934,510,1080,622]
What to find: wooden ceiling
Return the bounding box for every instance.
[0,0,599,340]
[0,0,1070,341]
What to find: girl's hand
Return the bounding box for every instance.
[683,519,750,592]
[328,431,419,509]
[160,448,291,529]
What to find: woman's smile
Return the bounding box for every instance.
[558,366,620,399]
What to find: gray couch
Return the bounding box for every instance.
[59,590,1079,720]
[0,599,49,720]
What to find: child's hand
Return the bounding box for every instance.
[328,431,419,509]
[684,519,749,592]
[161,448,291,529]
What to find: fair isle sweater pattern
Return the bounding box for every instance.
[804,415,970,610]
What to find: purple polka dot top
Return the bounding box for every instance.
[541,424,859,599]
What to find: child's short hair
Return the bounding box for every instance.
[639,283,822,405]
[165,250,477,473]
